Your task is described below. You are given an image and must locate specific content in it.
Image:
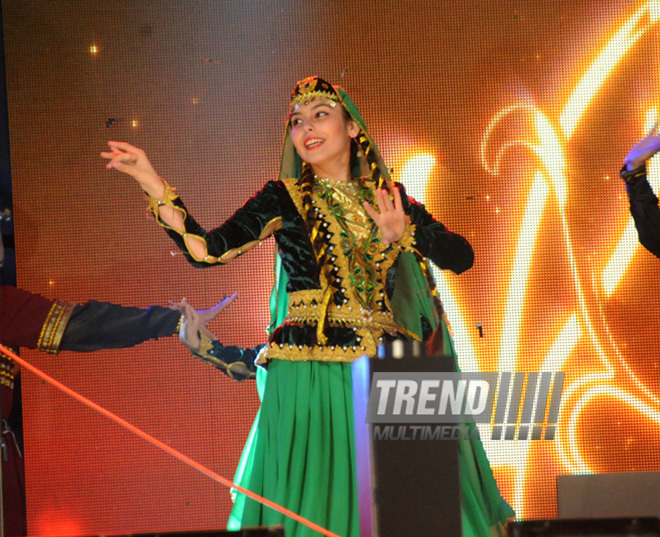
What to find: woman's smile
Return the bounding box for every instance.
[304,136,324,149]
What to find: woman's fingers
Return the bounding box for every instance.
[101,147,139,174]
[106,159,139,176]
[379,188,395,212]
[364,189,397,221]
[184,293,238,328]
[363,200,379,222]
[374,188,392,215]
[363,189,405,246]
[107,140,143,153]
[100,150,131,162]
[391,187,403,213]
[102,141,146,166]
[108,152,137,168]
[375,188,398,215]
[212,292,238,315]
[102,142,164,195]
[168,297,187,311]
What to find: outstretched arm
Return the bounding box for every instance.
[59,302,181,352]
[60,294,237,353]
[101,141,208,259]
[622,166,660,259]
[0,285,180,353]
[102,141,284,268]
[178,301,261,382]
[0,285,235,354]
[622,125,660,259]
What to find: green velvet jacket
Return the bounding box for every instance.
[156,178,473,362]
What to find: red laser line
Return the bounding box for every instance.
[2,343,342,537]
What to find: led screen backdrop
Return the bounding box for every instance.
[5,0,660,534]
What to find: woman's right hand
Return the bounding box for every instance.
[101,141,165,198]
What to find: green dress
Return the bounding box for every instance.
[223,181,513,537]
[159,170,514,537]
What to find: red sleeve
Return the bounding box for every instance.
[0,285,72,351]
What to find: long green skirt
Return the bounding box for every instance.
[227,358,514,537]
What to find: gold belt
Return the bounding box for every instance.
[284,289,401,337]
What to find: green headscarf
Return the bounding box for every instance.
[278,76,392,189]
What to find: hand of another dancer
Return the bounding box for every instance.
[171,293,238,353]
[101,141,166,198]
[178,303,203,353]
[624,122,660,171]
[363,187,406,246]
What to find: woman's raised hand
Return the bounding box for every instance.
[624,122,660,171]
[101,141,165,198]
[363,187,406,246]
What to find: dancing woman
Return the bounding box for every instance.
[103,76,513,537]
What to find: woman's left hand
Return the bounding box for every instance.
[363,187,406,246]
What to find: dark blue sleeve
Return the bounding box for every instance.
[59,301,180,352]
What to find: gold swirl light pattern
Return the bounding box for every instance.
[398,2,660,518]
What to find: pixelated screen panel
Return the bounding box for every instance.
[5,0,660,534]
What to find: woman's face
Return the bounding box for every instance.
[289,98,359,177]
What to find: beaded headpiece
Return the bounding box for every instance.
[289,76,341,111]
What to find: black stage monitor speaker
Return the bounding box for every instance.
[507,517,660,537]
[352,343,462,537]
[557,473,660,519]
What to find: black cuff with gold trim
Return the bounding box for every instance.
[620,163,647,183]
[190,333,259,382]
